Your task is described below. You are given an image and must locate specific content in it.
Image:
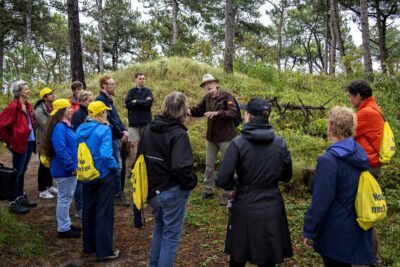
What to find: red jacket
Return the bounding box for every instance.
[0,99,35,154]
[69,97,80,115]
[354,96,384,167]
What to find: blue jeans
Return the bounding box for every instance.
[112,139,122,195]
[11,141,35,201]
[55,176,77,232]
[148,186,190,267]
[74,181,83,212]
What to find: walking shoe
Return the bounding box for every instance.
[97,250,120,261]
[9,201,30,214]
[39,190,54,199]
[202,193,214,200]
[74,210,82,219]
[48,186,58,195]
[70,225,82,231]
[58,229,81,238]
[16,194,37,208]
[219,195,229,206]
[114,194,130,207]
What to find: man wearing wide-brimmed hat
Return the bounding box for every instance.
[188,74,238,205]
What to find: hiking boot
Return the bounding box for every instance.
[202,193,214,200]
[97,250,120,261]
[70,225,82,231]
[48,186,58,195]
[39,190,54,199]
[9,201,30,214]
[58,229,81,238]
[16,194,37,208]
[114,194,130,207]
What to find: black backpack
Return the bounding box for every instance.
[232,96,242,127]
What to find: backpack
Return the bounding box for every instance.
[379,121,395,164]
[77,142,100,182]
[355,171,387,230]
[130,154,148,211]
[228,96,242,127]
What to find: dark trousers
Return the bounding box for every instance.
[121,155,127,193]
[11,141,35,201]
[322,257,351,267]
[38,162,53,192]
[230,258,275,267]
[82,171,115,258]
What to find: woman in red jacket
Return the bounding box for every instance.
[0,80,37,214]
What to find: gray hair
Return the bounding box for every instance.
[78,90,94,102]
[162,92,188,125]
[11,80,28,99]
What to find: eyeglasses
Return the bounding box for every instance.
[107,83,115,86]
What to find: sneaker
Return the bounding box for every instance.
[16,194,37,208]
[39,190,54,199]
[58,229,81,238]
[202,193,214,200]
[9,201,30,214]
[97,250,120,261]
[114,194,130,207]
[74,210,82,219]
[48,186,58,195]
[70,225,82,231]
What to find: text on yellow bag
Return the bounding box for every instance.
[77,142,100,182]
[130,154,148,211]
[355,171,387,230]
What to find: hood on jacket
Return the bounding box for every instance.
[327,137,370,170]
[241,117,275,143]
[149,115,187,133]
[76,120,103,142]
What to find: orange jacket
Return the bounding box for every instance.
[354,96,384,167]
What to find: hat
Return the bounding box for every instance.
[239,98,272,117]
[39,87,54,99]
[88,101,111,116]
[200,74,219,87]
[50,99,70,116]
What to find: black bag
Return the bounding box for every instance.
[232,96,243,127]
[0,163,17,200]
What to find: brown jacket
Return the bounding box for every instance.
[190,89,237,143]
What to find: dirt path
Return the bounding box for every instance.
[1,152,227,267]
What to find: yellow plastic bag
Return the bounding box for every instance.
[130,154,148,210]
[39,154,51,168]
[379,122,395,164]
[355,171,387,230]
[77,142,100,182]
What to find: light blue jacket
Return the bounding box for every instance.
[75,120,118,182]
[50,122,77,178]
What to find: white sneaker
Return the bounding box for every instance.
[39,190,55,199]
[48,186,58,195]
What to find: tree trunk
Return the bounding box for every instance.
[98,0,104,73]
[323,0,329,74]
[171,0,178,44]
[374,0,388,73]
[224,0,234,73]
[27,0,33,47]
[0,35,4,90]
[276,3,284,72]
[329,0,336,75]
[360,0,373,79]
[67,0,86,88]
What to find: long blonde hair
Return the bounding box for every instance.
[90,111,109,125]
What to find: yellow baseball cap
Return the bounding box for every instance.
[50,99,71,116]
[39,87,54,99]
[88,101,111,116]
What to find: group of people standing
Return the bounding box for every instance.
[0,73,385,266]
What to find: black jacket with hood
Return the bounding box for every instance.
[216,117,293,264]
[139,116,197,199]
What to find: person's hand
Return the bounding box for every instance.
[121,130,129,142]
[146,97,152,100]
[187,109,192,116]
[302,238,313,249]
[205,111,219,119]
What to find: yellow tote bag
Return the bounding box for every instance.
[130,154,148,210]
[355,171,387,230]
[379,122,395,164]
[77,142,100,182]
